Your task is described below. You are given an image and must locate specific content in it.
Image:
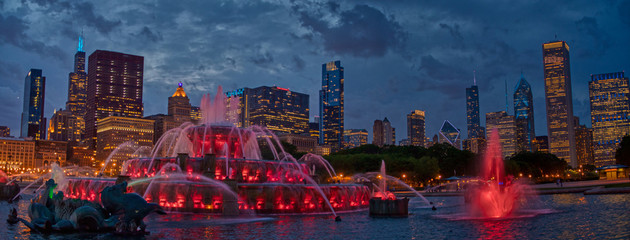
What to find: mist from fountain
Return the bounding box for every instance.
[464,129,534,219]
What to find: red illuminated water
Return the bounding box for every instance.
[465,129,533,219]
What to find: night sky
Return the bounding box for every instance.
[1,0,629,142]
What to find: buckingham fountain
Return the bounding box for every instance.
[60,87,370,216]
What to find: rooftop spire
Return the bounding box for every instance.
[77,29,84,52]
[172,82,187,98]
[473,70,477,86]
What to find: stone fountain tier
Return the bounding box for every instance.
[64,177,370,215]
[124,154,309,184]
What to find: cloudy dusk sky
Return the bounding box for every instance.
[1,0,629,141]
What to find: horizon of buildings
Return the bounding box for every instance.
[2,37,628,172]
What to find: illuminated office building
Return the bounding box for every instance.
[373,119,384,147]
[438,120,461,149]
[0,137,36,171]
[373,118,394,147]
[486,111,516,158]
[66,34,88,141]
[543,41,577,167]
[227,86,309,134]
[168,82,192,126]
[532,136,549,153]
[574,117,594,167]
[86,50,144,149]
[190,106,201,123]
[514,74,535,152]
[589,72,630,166]
[0,126,10,138]
[344,129,368,149]
[466,73,484,139]
[96,116,153,174]
[309,122,319,138]
[407,110,426,147]
[319,61,344,151]
[21,69,46,140]
[48,109,82,142]
[147,83,192,143]
[278,133,318,153]
[35,140,67,168]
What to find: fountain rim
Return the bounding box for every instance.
[130,157,308,165]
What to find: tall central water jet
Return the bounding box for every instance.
[466,129,527,218]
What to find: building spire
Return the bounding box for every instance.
[473,70,477,86]
[77,29,84,52]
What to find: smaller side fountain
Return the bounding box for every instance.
[369,161,409,218]
[0,170,20,201]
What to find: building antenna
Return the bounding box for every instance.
[473,70,477,86]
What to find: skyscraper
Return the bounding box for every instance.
[589,72,630,166]
[66,34,88,121]
[486,111,516,158]
[86,50,144,148]
[168,82,192,126]
[407,110,426,147]
[373,119,384,147]
[226,86,309,134]
[319,61,344,151]
[48,108,82,142]
[514,74,535,152]
[543,40,577,167]
[21,69,46,140]
[438,120,461,149]
[466,72,483,139]
[96,116,154,173]
[344,129,368,149]
[532,136,549,153]
[574,117,594,167]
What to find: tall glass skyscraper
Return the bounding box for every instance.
[21,69,46,140]
[407,110,425,147]
[319,61,344,151]
[589,72,630,166]
[543,41,577,167]
[514,74,535,152]
[86,50,144,148]
[66,34,87,118]
[466,74,483,139]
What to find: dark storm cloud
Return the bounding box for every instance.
[27,0,121,35]
[575,17,610,57]
[295,3,406,57]
[135,26,162,43]
[292,55,306,71]
[0,14,66,60]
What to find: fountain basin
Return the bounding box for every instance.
[369,197,409,218]
[64,177,370,214]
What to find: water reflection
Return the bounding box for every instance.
[474,220,523,240]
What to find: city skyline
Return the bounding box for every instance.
[1,1,629,143]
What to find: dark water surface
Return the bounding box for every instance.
[1,193,628,239]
